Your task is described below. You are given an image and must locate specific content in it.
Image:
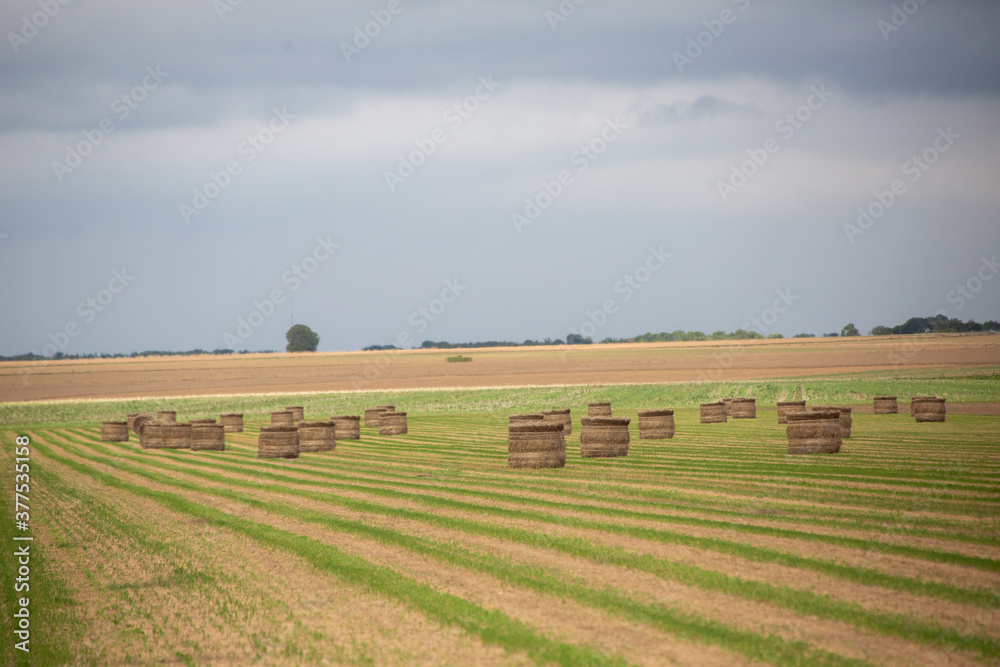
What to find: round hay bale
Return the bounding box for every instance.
[700,402,727,424]
[220,413,243,433]
[157,410,176,422]
[776,401,806,424]
[126,413,141,432]
[330,415,361,440]
[722,398,734,415]
[298,421,336,453]
[379,412,408,436]
[284,406,305,422]
[587,402,612,417]
[258,425,299,459]
[141,420,191,450]
[364,407,389,427]
[786,410,841,454]
[271,410,295,426]
[637,409,674,439]
[913,397,945,422]
[509,413,544,425]
[730,398,756,419]
[811,405,852,438]
[580,417,630,458]
[132,414,153,438]
[540,409,572,435]
[100,421,129,442]
[191,423,225,451]
[507,421,565,469]
[873,396,898,414]
[910,395,936,415]
[188,418,217,425]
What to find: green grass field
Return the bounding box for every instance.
[2,374,999,665]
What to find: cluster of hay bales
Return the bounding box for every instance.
[285,406,305,421]
[776,400,806,424]
[811,405,852,438]
[722,398,733,415]
[580,417,630,458]
[700,402,727,424]
[873,396,898,414]
[786,409,841,454]
[637,409,674,439]
[729,398,756,419]
[912,396,946,422]
[540,409,572,434]
[141,420,192,450]
[364,405,396,427]
[507,420,566,469]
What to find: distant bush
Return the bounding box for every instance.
[446,355,472,363]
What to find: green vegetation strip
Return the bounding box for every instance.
[38,434,1000,661]
[33,437,868,667]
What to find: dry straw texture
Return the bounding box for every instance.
[284,406,305,421]
[376,404,396,411]
[141,421,191,450]
[811,405,853,438]
[786,409,841,454]
[298,421,336,453]
[364,407,388,427]
[330,415,361,440]
[540,409,572,435]
[580,417,630,458]
[132,415,152,438]
[587,402,612,417]
[730,398,756,419]
[637,409,674,439]
[188,418,217,425]
[191,424,226,451]
[873,396,898,414]
[258,425,299,459]
[910,395,936,415]
[100,421,129,442]
[157,410,177,422]
[220,413,244,433]
[508,413,544,425]
[723,398,734,415]
[126,413,140,432]
[379,412,408,436]
[776,400,806,424]
[271,410,295,426]
[507,421,566,469]
[913,396,946,422]
[700,402,727,424]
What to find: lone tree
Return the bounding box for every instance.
[286,324,319,352]
[841,322,860,337]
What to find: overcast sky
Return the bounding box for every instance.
[2,0,999,355]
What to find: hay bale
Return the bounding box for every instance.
[132,415,153,438]
[507,421,565,469]
[220,413,243,433]
[873,396,898,414]
[284,406,305,421]
[786,410,841,454]
[188,418,217,425]
[191,423,225,451]
[580,417,630,458]
[540,409,572,435]
[587,402,612,417]
[126,413,141,432]
[298,421,336,453]
[364,407,388,427]
[271,410,295,426]
[722,398,733,415]
[811,405,852,438]
[910,395,936,415]
[776,401,806,424]
[141,420,191,450]
[258,425,299,459]
[509,413,544,425]
[157,410,176,422]
[376,404,396,412]
[330,415,361,440]
[700,402,727,424]
[379,411,408,436]
[100,421,129,442]
[913,397,946,422]
[730,398,756,419]
[637,409,674,439]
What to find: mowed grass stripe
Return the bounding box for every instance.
[61,428,1000,602]
[33,436,875,667]
[39,432,1000,661]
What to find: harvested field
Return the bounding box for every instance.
[3,369,999,665]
